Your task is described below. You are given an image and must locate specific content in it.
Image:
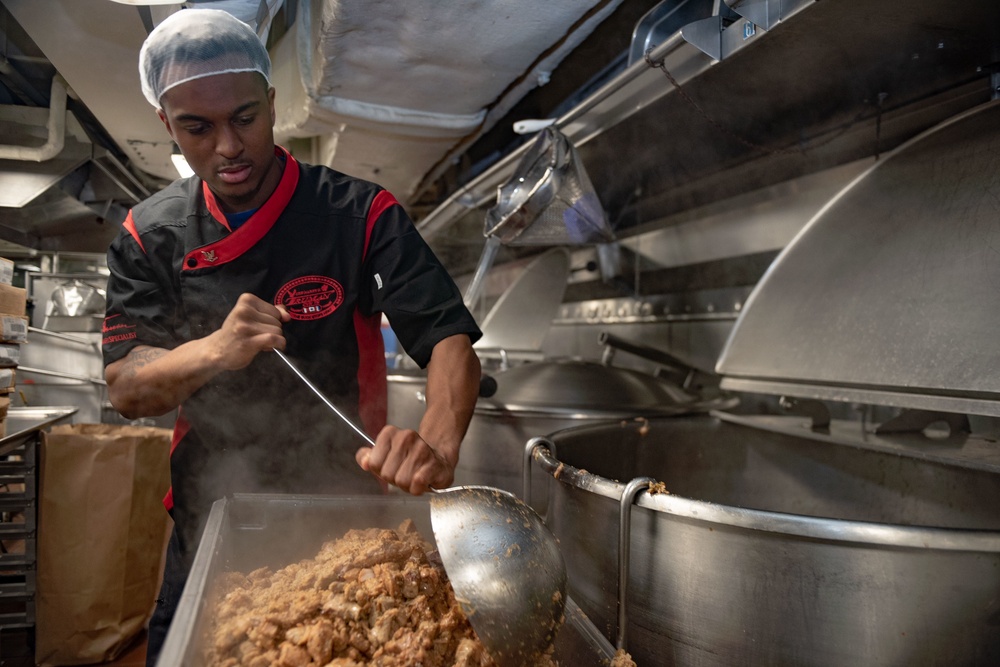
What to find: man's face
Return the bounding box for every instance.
[158,71,279,213]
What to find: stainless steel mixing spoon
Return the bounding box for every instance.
[274,349,566,666]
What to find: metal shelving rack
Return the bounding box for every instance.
[0,407,76,661]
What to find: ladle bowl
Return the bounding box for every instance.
[275,349,567,666]
[430,485,566,666]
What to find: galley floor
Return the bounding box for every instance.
[0,629,147,667]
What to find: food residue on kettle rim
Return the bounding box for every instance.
[648,480,669,495]
[610,648,638,667]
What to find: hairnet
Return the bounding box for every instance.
[138,8,272,108]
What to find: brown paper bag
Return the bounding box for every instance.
[36,423,172,666]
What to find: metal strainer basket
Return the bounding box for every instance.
[464,128,611,308]
[485,127,612,246]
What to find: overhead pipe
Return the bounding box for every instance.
[0,75,69,162]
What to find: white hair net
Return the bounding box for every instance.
[138,8,272,109]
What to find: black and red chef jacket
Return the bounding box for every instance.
[102,146,480,543]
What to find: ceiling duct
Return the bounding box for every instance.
[272,0,628,201]
[0,76,68,162]
[0,76,93,210]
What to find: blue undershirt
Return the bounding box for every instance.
[226,208,256,230]
[225,154,284,229]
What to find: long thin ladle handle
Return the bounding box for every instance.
[274,348,375,447]
[276,349,449,496]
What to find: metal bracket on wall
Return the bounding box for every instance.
[682,0,818,61]
[681,14,728,61]
[680,1,760,62]
[725,0,817,30]
[779,396,831,430]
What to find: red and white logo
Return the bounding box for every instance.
[274,275,344,321]
[101,313,137,345]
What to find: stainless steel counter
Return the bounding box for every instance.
[0,406,77,456]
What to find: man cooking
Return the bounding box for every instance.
[100,9,482,664]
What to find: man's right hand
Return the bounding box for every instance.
[208,293,290,371]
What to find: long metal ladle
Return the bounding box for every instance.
[274,349,567,666]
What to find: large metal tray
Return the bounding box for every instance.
[158,493,616,666]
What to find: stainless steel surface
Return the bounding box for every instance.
[417,28,701,240]
[717,101,1000,416]
[723,0,816,31]
[421,0,999,274]
[476,247,570,353]
[599,331,693,384]
[477,359,700,416]
[391,358,735,510]
[27,326,100,346]
[429,487,567,667]
[628,0,713,66]
[19,329,104,423]
[486,127,612,247]
[463,235,501,311]
[615,476,652,654]
[275,349,568,667]
[22,274,108,422]
[0,406,77,455]
[465,128,604,310]
[17,366,106,385]
[483,128,565,245]
[531,413,1000,666]
[157,494,610,666]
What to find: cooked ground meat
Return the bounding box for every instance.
[609,648,637,667]
[205,520,557,667]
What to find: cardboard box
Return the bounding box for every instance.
[0,258,13,286]
[0,343,19,367]
[0,284,24,315]
[0,368,15,393]
[0,314,27,343]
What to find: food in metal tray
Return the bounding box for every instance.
[205,519,558,667]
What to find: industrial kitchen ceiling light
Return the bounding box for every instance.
[170,145,194,178]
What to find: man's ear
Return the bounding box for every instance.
[157,108,174,138]
[268,87,276,126]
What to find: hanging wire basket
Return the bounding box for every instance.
[484,127,613,246]
[464,127,613,308]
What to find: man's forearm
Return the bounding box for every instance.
[104,294,291,419]
[419,334,481,467]
[105,340,225,419]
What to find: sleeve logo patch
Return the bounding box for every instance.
[275,275,344,321]
[102,314,137,345]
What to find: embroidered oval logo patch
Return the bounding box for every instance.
[275,275,344,321]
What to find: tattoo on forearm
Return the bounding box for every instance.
[121,347,167,380]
